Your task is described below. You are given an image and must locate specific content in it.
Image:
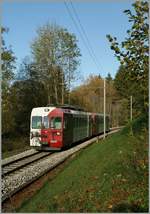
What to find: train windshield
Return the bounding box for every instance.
[32,116,42,129]
[50,117,62,129]
[43,116,49,128]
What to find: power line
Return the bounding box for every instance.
[64,0,102,74]
[69,0,103,72]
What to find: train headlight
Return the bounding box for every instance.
[56,132,61,136]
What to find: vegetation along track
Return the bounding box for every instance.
[2,128,120,203]
[2,151,52,177]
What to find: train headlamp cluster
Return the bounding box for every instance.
[56,132,61,136]
[31,132,40,138]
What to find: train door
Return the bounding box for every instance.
[63,113,73,147]
[48,109,63,149]
[89,114,93,137]
[40,116,51,146]
[91,114,96,136]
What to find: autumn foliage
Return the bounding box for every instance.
[70,75,129,127]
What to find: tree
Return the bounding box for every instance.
[31,23,81,104]
[70,74,129,126]
[106,73,113,82]
[1,27,16,135]
[16,56,39,81]
[8,80,48,134]
[106,0,148,114]
[114,65,132,98]
[1,28,16,91]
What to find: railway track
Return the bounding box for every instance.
[2,128,121,203]
[2,151,51,176]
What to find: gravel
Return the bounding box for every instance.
[2,129,119,201]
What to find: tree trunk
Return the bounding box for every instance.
[52,68,58,104]
[47,85,51,104]
[54,83,58,104]
[61,75,64,105]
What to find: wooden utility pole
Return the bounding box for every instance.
[68,57,71,105]
[103,78,106,139]
[130,95,133,122]
[130,95,133,135]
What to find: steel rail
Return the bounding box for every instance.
[2,151,52,176]
[2,149,39,166]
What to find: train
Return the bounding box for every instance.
[30,105,110,150]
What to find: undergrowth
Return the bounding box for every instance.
[2,135,30,159]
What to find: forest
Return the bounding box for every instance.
[2,0,148,156]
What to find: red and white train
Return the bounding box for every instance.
[30,105,110,150]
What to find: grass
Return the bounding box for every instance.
[16,116,149,212]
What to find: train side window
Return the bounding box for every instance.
[75,117,77,127]
[82,117,84,126]
[76,117,78,127]
[78,117,80,127]
[63,117,67,129]
[63,120,66,129]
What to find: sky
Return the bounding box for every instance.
[2,0,133,87]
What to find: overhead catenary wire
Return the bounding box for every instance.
[64,1,107,135]
[64,0,103,74]
[69,0,104,72]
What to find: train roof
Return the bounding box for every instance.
[31,107,56,116]
[31,106,110,117]
[47,104,84,111]
[92,112,110,117]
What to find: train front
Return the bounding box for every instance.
[30,107,63,150]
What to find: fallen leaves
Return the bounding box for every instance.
[91,175,99,180]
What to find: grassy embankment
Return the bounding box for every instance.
[17,115,148,212]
